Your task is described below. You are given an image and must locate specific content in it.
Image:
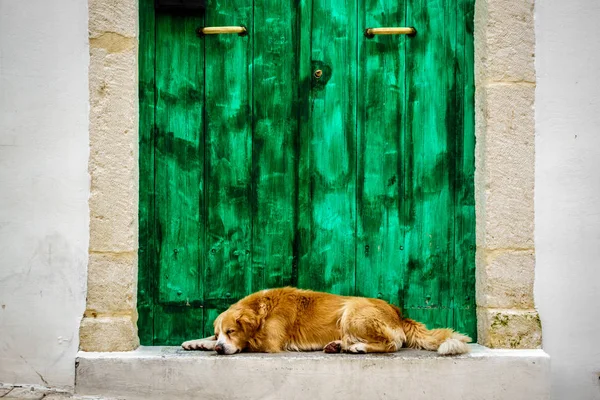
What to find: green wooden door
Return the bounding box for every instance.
[138,0,476,345]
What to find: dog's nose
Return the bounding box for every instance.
[215,344,224,355]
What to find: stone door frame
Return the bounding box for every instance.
[80,0,540,351]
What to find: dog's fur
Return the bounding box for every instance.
[182,287,471,355]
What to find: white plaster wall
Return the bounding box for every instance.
[535,1,600,399]
[0,0,89,391]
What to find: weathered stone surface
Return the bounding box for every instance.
[86,0,140,353]
[474,1,538,349]
[0,384,66,400]
[478,308,542,349]
[0,383,111,399]
[86,252,137,313]
[79,316,139,352]
[76,346,550,400]
[476,249,535,308]
[90,32,135,54]
[475,0,535,83]
[475,83,535,249]
[88,44,139,253]
[88,0,138,38]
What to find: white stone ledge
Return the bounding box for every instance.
[76,345,550,400]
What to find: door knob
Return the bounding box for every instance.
[314,69,323,79]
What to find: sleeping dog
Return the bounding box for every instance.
[182,287,471,355]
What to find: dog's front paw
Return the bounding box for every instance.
[182,339,216,351]
[323,341,342,353]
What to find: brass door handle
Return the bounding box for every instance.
[197,26,247,37]
[364,27,416,38]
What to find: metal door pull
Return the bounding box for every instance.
[364,27,416,38]
[197,26,247,36]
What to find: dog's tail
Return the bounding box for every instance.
[391,306,471,355]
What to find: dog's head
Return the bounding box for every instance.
[213,307,260,355]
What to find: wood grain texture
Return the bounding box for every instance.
[402,0,454,330]
[153,306,204,346]
[297,0,357,295]
[153,12,205,341]
[137,0,155,345]
[296,0,313,290]
[452,0,477,340]
[400,0,476,339]
[203,0,253,334]
[251,0,297,289]
[356,0,407,307]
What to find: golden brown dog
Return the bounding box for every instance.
[182,287,471,355]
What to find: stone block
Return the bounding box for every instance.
[478,308,542,349]
[79,316,139,352]
[88,44,139,253]
[476,249,535,308]
[475,83,535,249]
[87,252,137,313]
[475,0,535,83]
[89,0,138,38]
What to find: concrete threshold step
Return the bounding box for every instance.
[76,345,550,400]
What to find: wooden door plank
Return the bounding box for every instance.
[297,0,357,295]
[355,0,407,306]
[251,0,298,289]
[452,0,477,340]
[137,0,156,345]
[153,305,204,346]
[154,14,205,309]
[203,0,253,327]
[402,0,454,329]
[296,0,313,289]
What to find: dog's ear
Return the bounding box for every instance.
[235,310,259,333]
